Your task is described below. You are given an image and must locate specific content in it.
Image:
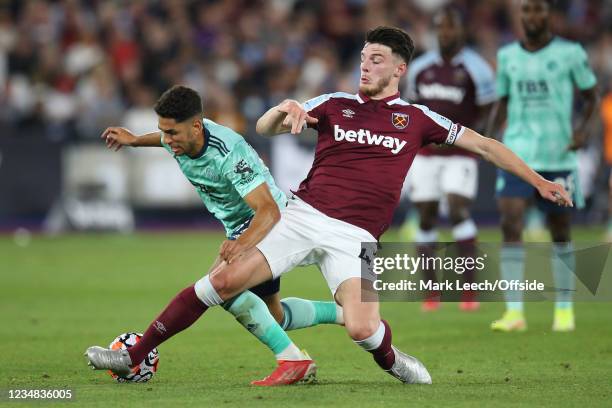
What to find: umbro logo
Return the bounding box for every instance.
[154,321,167,334]
[342,109,355,118]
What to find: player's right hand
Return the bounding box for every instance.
[278,100,318,134]
[101,127,137,151]
[536,179,573,207]
[219,239,248,264]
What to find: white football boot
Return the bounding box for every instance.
[386,346,432,384]
[85,346,132,376]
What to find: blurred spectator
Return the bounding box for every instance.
[122,83,158,135]
[602,89,612,240]
[0,0,609,170]
[75,62,124,139]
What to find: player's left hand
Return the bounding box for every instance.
[536,179,573,207]
[567,130,588,151]
[219,240,248,264]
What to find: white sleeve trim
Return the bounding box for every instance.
[302,94,330,112]
[413,103,464,145]
[302,92,358,112]
[412,104,453,130]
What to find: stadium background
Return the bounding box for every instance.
[1,0,611,231]
[2,1,612,406]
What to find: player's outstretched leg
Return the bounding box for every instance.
[86,252,314,384]
[250,277,342,330]
[86,284,207,374]
[338,278,431,384]
[280,297,344,330]
[201,251,315,386]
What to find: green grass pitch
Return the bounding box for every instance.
[1,228,611,407]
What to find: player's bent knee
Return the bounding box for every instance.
[344,318,380,341]
[209,269,243,301]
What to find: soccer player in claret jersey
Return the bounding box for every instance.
[487,0,598,332]
[85,85,344,385]
[168,26,571,385]
[402,7,496,312]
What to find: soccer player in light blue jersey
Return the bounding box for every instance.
[487,0,598,332]
[85,86,342,385]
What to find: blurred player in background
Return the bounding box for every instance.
[487,0,598,332]
[86,85,344,386]
[402,7,496,312]
[602,88,612,241]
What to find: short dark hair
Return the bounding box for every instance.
[154,85,203,122]
[365,26,415,64]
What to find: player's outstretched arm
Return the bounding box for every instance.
[101,127,162,151]
[256,99,318,136]
[455,128,573,207]
[218,183,281,264]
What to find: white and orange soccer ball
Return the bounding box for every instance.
[108,332,159,383]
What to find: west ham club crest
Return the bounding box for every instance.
[392,112,409,130]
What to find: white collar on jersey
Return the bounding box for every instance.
[356,91,403,105]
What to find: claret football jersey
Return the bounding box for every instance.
[295,91,464,239]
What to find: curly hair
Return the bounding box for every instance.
[154,85,203,122]
[365,26,415,64]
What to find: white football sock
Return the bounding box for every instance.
[353,321,385,351]
[275,343,304,361]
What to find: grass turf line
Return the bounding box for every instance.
[1,228,611,407]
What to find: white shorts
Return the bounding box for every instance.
[402,155,478,202]
[256,196,378,295]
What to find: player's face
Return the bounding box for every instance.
[436,13,463,55]
[158,116,202,157]
[520,0,550,39]
[360,43,406,98]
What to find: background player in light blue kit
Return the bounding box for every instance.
[487,0,598,332]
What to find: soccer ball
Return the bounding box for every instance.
[108,332,159,383]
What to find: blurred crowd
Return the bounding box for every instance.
[1,0,612,146]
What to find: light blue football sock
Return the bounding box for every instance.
[280,297,340,331]
[552,242,575,310]
[223,291,291,355]
[501,244,525,312]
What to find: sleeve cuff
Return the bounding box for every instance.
[444,124,465,145]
